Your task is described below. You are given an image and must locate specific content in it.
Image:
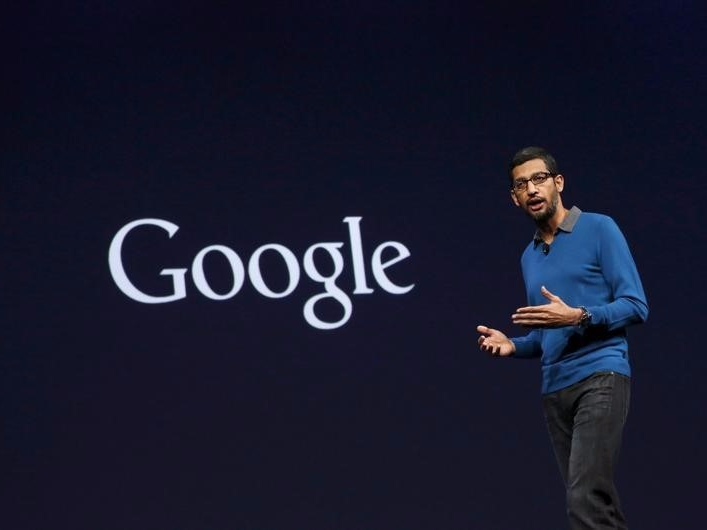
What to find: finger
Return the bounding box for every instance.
[513,311,548,320]
[512,316,547,326]
[541,285,560,302]
[513,313,547,321]
[480,339,498,354]
[516,303,555,312]
[476,324,491,334]
[515,306,546,314]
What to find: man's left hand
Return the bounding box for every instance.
[512,286,582,328]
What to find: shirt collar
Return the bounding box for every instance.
[533,206,582,244]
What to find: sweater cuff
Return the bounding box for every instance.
[511,337,541,359]
[585,305,601,326]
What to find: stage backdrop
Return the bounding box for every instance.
[4,3,706,529]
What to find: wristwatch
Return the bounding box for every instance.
[578,306,592,328]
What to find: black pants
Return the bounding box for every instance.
[542,371,631,529]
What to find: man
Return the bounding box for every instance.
[477,146,648,529]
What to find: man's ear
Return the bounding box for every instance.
[510,189,520,207]
[554,173,565,193]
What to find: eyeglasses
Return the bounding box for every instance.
[511,172,556,192]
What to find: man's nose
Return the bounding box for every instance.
[526,180,539,194]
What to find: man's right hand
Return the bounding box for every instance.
[476,325,516,357]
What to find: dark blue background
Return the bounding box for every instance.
[4,2,706,528]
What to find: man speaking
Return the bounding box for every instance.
[477,147,648,529]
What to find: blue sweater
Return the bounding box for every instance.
[511,207,648,394]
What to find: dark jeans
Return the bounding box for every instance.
[542,371,631,529]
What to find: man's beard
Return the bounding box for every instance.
[526,190,558,224]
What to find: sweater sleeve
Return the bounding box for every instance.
[511,329,543,358]
[585,217,649,329]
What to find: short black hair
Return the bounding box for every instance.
[508,146,558,183]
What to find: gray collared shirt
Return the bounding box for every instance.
[533,206,582,247]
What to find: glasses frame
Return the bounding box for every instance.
[511,171,557,193]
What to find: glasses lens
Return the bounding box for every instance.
[512,172,554,192]
[531,172,551,185]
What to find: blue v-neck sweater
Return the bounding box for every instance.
[511,207,648,394]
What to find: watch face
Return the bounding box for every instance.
[579,307,591,327]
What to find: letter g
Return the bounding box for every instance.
[108,218,187,303]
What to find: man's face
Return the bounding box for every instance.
[510,158,564,223]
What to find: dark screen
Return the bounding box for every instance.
[4,3,706,529]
